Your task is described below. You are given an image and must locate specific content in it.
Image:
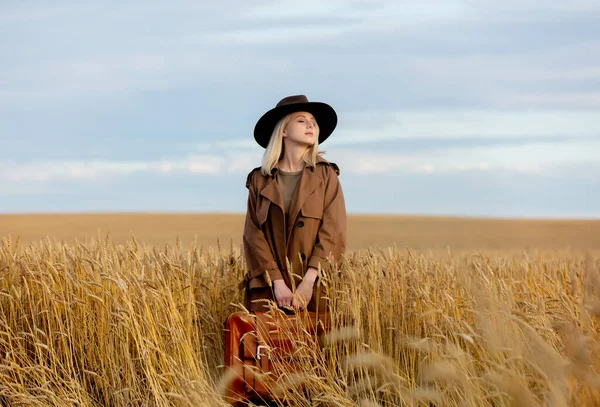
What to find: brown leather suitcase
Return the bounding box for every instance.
[223,310,330,405]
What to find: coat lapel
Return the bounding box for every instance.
[259,175,284,212]
[287,168,321,240]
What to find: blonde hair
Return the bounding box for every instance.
[261,113,322,176]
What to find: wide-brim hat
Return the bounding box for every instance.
[254,95,337,148]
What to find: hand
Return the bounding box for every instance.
[291,267,319,311]
[273,279,294,309]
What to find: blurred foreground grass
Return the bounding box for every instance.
[0,235,599,406]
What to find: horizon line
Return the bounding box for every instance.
[1,211,599,222]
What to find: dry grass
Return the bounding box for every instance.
[2,213,599,251]
[0,228,599,406]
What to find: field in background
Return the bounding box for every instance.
[2,213,599,251]
[1,215,599,406]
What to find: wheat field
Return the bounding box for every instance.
[2,213,599,251]
[0,214,599,406]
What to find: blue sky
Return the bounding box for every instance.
[1,1,599,218]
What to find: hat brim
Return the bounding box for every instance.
[254,102,337,149]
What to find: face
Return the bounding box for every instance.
[282,111,319,147]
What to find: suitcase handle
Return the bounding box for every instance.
[256,345,271,360]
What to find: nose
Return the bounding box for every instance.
[307,121,313,129]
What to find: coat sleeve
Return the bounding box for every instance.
[308,165,347,271]
[243,172,283,283]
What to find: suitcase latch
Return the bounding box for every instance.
[256,345,271,360]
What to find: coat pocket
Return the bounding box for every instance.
[301,197,324,219]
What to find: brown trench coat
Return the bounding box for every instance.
[242,156,347,312]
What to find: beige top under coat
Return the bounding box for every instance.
[278,169,302,215]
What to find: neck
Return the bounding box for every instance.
[279,143,309,172]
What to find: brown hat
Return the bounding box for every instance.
[254,95,337,148]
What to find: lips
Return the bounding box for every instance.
[305,132,314,136]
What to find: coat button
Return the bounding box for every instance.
[300,253,306,261]
[297,221,305,228]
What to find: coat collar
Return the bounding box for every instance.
[267,155,331,177]
[259,156,328,218]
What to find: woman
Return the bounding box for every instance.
[242,95,347,313]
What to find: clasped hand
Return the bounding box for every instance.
[273,267,318,311]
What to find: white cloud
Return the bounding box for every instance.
[240,1,467,36]
[2,0,599,110]
[0,151,266,185]
[225,152,263,174]
[466,1,600,23]
[512,92,600,109]
[332,109,600,145]
[327,137,600,175]
[0,3,88,24]
[0,156,223,182]
[189,108,600,154]
[201,25,361,46]
[414,164,435,174]
[158,162,174,174]
[247,1,464,20]
[2,106,598,184]
[0,52,246,105]
[195,139,256,152]
[243,0,600,26]
[527,67,600,82]
[0,153,488,182]
[186,155,222,174]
